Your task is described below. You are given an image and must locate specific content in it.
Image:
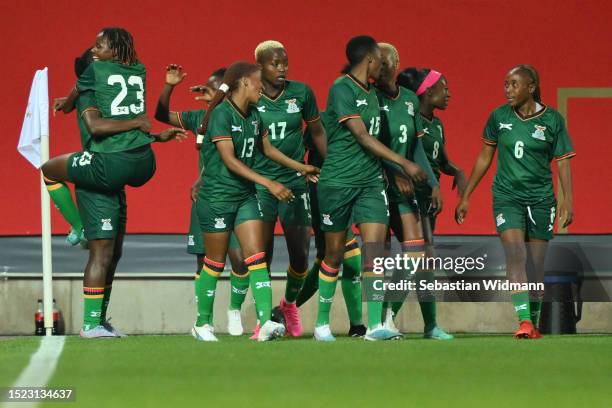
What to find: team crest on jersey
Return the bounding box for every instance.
[406,101,415,116]
[285,98,300,113]
[380,105,389,112]
[101,219,113,231]
[322,214,333,226]
[496,213,506,227]
[231,125,242,133]
[531,125,546,140]
[499,122,513,130]
[214,218,226,229]
[356,99,368,107]
[251,120,259,135]
[256,106,266,113]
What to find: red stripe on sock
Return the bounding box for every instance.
[204,257,225,268]
[320,261,339,274]
[244,252,265,265]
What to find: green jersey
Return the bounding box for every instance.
[77,60,153,153]
[420,114,446,181]
[253,80,319,187]
[75,91,98,149]
[178,109,206,172]
[200,99,266,203]
[483,104,575,202]
[377,86,424,201]
[320,75,383,187]
[304,110,328,168]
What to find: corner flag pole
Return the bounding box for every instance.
[40,124,54,336]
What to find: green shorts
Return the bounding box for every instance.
[310,182,355,252]
[75,187,126,240]
[67,145,156,192]
[255,185,311,226]
[415,187,438,231]
[317,182,389,232]
[493,194,557,240]
[187,201,205,255]
[197,195,263,233]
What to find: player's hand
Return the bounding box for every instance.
[395,176,413,196]
[298,164,320,183]
[267,181,294,203]
[401,160,427,184]
[431,186,443,215]
[166,64,187,86]
[156,128,188,143]
[53,96,75,114]
[559,199,573,228]
[191,178,202,202]
[455,199,469,224]
[190,84,217,102]
[136,115,152,133]
[452,171,467,197]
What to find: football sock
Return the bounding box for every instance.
[197,257,223,326]
[316,261,339,327]
[285,265,307,303]
[229,269,250,311]
[82,287,104,331]
[511,291,531,322]
[296,258,320,307]
[44,177,82,231]
[100,285,112,322]
[246,252,273,324]
[341,239,363,325]
[530,294,543,327]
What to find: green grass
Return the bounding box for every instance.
[2,335,611,407]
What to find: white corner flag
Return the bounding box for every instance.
[18,67,49,168]
[17,68,55,336]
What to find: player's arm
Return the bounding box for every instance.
[557,155,574,228]
[261,135,320,181]
[154,64,186,127]
[54,87,79,114]
[439,145,467,197]
[82,108,150,139]
[414,138,443,214]
[215,139,293,202]
[305,119,327,159]
[455,143,496,224]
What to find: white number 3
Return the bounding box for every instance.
[108,74,145,116]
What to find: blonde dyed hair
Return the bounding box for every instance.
[254,40,285,62]
[378,42,400,68]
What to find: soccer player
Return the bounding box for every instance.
[192,61,319,342]
[455,65,575,339]
[248,40,326,337]
[154,65,251,336]
[375,44,453,340]
[44,28,186,338]
[314,35,427,341]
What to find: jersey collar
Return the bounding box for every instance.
[261,82,286,102]
[513,104,547,121]
[227,98,248,119]
[346,74,371,93]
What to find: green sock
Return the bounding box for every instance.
[83,287,104,331]
[45,180,82,231]
[364,271,383,329]
[285,266,307,303]
[296,258,320,307]
[246,253,272,324]
[316,261,339,326]
[197,257,223,327]
[511,291,531,322]
[530,297,543,326]
[194,272,204,325]
[415,271,437,331]
[341,247,363,325]
[100,285,112,322]
[230,270,250,311]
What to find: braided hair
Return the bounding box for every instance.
[511,64,541,103]
[197,61,261,139]
[100,27,138,65]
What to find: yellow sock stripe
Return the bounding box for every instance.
[318,272,338,283]
[231,269,249,278]
[247,262,268,271]
[83,294,104,299]
[202,265,222,278]
[344,248,361,259]
[46,183,63,191]
[287,266,308,280]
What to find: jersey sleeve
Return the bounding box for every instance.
[332,83,359,123]
[302,84,320,123]
[482,111,498,145]
[76,90,98,114]
[76,64,96,93]
[178,109,206,134]
[414,98,425,137]
[552,112,576,161]
[208,108,233,143]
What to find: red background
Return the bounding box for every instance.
[2,0,611,235]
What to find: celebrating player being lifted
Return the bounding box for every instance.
[44,28,186,338]
[456,65,575,339]
[374,44,453,340]
[192,61,319,342]
[314,36,427,341]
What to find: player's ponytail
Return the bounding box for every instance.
[197,61,260,147]
[512,64,542,104]
[341,35,378,74]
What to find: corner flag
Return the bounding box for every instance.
[18,67,49,169]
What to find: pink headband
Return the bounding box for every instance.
[416,70,442,96]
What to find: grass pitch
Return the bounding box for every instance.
[1,334,611,407]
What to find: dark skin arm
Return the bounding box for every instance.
[306,118,327,158]
[215,140,294,202]
[438,144,467,197]
[261,135,320,182]
[53,88,79,114]
[344,118,427,183]
[557,158,574,227]
[154,64,186,127]
[82,109,151,139]
[455,143,496,224]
